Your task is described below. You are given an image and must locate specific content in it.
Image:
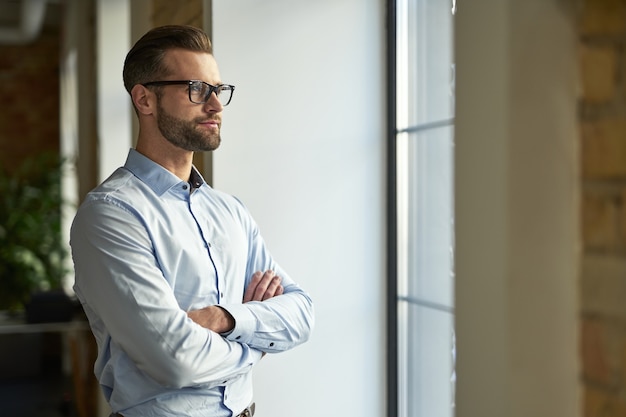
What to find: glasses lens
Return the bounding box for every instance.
[188,81,234,106]
[217,85,234,106]
[189,81,208,104]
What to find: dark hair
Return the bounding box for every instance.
[122,25,213,94]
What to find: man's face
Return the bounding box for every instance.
[156,97,221,152]
[154,50,224,152]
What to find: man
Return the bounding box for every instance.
[70,25,314,417]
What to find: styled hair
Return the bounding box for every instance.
[122,25,213,94]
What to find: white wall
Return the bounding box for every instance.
[454,1,580,416]
[212,2,386,417]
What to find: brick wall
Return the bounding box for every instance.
[0,27,60,174]
[580,0,626,415]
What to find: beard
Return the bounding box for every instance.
[156,99,221,152]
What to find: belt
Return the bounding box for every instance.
[111,402,255,417]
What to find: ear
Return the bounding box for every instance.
[130,84,155,115]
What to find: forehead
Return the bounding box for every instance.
[162,49,221,84]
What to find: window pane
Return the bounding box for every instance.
[397,126,454,309]
[397,0,455,129]
[394,1,455,417]
[398,301,455,417]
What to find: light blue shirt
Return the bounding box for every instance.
[71,149,314,417]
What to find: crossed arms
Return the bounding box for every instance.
[71,200,314,389]
[187,269,285,333]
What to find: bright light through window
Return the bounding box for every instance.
[393,1,455,416]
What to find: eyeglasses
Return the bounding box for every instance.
[142,80,235,106]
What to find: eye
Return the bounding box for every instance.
[189,81,206,94]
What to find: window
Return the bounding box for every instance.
[387,1,456,416]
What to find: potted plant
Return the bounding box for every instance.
[0,152,72,321]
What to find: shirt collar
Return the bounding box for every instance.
[124,149,206,196]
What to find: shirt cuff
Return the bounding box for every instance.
[218,303,256,344]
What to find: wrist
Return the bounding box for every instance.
[215,306,235,333]
[187,305,235,333]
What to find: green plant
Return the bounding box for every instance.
[0,153,68,311]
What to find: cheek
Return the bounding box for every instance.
[158,97,191,117]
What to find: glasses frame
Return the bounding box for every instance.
[142,80,235,106]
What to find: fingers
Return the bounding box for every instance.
[242,271,263,303]
[243,270,284,303]
[262,273,283,301]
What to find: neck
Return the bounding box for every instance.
[135,133,194,182]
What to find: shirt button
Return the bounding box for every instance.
[269,342,274,347]
[182,184,188,190]
[220,292,224,298]
[236,336,241,340]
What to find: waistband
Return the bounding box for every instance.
[111,402,255,417]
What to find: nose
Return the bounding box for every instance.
[203,92,223,112]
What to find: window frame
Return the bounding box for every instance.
[386,2,398,417]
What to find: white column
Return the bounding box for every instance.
[96,0,131,181]
[95,4,131,415]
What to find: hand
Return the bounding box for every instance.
[243,270,284,303]
[187,305,235,334]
